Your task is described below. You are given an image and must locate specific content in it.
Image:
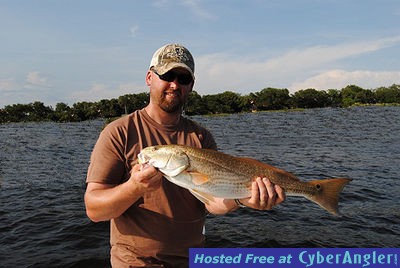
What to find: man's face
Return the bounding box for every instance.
[147,68,194,113]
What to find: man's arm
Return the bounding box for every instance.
[205,177,286,215]
[84,164,163,222]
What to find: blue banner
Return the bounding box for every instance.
[190,248,399,267]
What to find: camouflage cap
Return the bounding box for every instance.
[149,44,195,79]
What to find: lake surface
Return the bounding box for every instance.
[1,106,399,267]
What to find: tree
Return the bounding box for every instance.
[203,94,221,114]
[251,87,290,110]
[375,84,400,103]
[3,103,33,122]
[54,103,73,122]
[327,89,342,107]
[30,101,53,121]
[218,91,244,113]
[291,88,330,108]
[240,94,256,112]
[71,102,98,121]
[185,91,207,115]
[0,108,8,123]
[341,85,363,107]
[96,99,123,118]
[118,93,149,114]
[1,83,399,123]
[340,85,375,106]
[203,91,244,114]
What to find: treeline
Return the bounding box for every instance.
[1,84,399,123]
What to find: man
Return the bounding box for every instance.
[84,43,285,267]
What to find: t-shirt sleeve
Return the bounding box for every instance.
[186,118,218,150]
[202,128,217,150]
[86,122,127,185]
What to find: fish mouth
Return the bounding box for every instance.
[137,152,172,169]
[137,152,149,164]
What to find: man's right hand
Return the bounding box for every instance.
[85,164,163,222]
[128,164,163,194]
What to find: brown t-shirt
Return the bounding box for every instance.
[87,108,217,267]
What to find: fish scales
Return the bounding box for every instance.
[183,147,317,197]
[138,144,352,215]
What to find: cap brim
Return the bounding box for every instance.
[154,63,195,80]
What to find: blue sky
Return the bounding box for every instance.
[1,0,399,108]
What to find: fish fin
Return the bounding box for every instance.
[307,178,352,216]
[237,157,300,181]
[188,171,210,185]
[189,189,215,205]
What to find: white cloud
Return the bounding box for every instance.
[25,72,49,88]
[277,36,400,67]
[72,83,112,103]
[70,81,147,103]
[0,78,18,91]
[194,36,400,94]
[0,75,52,107]
[289,70,400,92]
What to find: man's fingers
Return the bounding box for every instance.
[263,178,277,209]
[248,177,285,210]
[274,184,286,205]
[130,164,163,191]
[256,177,267,207]
[250,179,260,204]
[235,177,286,210]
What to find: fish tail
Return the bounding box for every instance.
[307,178,352,216]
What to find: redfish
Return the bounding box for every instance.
[138,145,351,215]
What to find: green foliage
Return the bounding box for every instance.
[203,91,244,114]
[118,93,149,114]
[327,89,342,107]
[374,84,400,104]
[54,102,73,122]
[341,85,376,107]
[251,87,290,110]
[291,88,331,108]
[71,102,98,121]
[185,91,207,115]
[1,102,53,122]
[1,84,399,123]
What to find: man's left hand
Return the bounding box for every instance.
[241,177,286,210]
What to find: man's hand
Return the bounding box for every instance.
[241,177,286,210]
[128,164,163,194]
[85,164,164,222]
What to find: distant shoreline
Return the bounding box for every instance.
[1,104,398,125]
[1,84,399,123]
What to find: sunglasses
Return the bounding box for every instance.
[153,70,193,85]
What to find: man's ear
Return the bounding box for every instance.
[145,70,152,86]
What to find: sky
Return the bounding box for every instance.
[1,0,400,108]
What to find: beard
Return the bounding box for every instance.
[158,92,185,113]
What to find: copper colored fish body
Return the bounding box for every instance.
[138,145,351,215]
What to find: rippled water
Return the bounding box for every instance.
[1,106,399,267]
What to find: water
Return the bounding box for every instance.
[1,106,399,267]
